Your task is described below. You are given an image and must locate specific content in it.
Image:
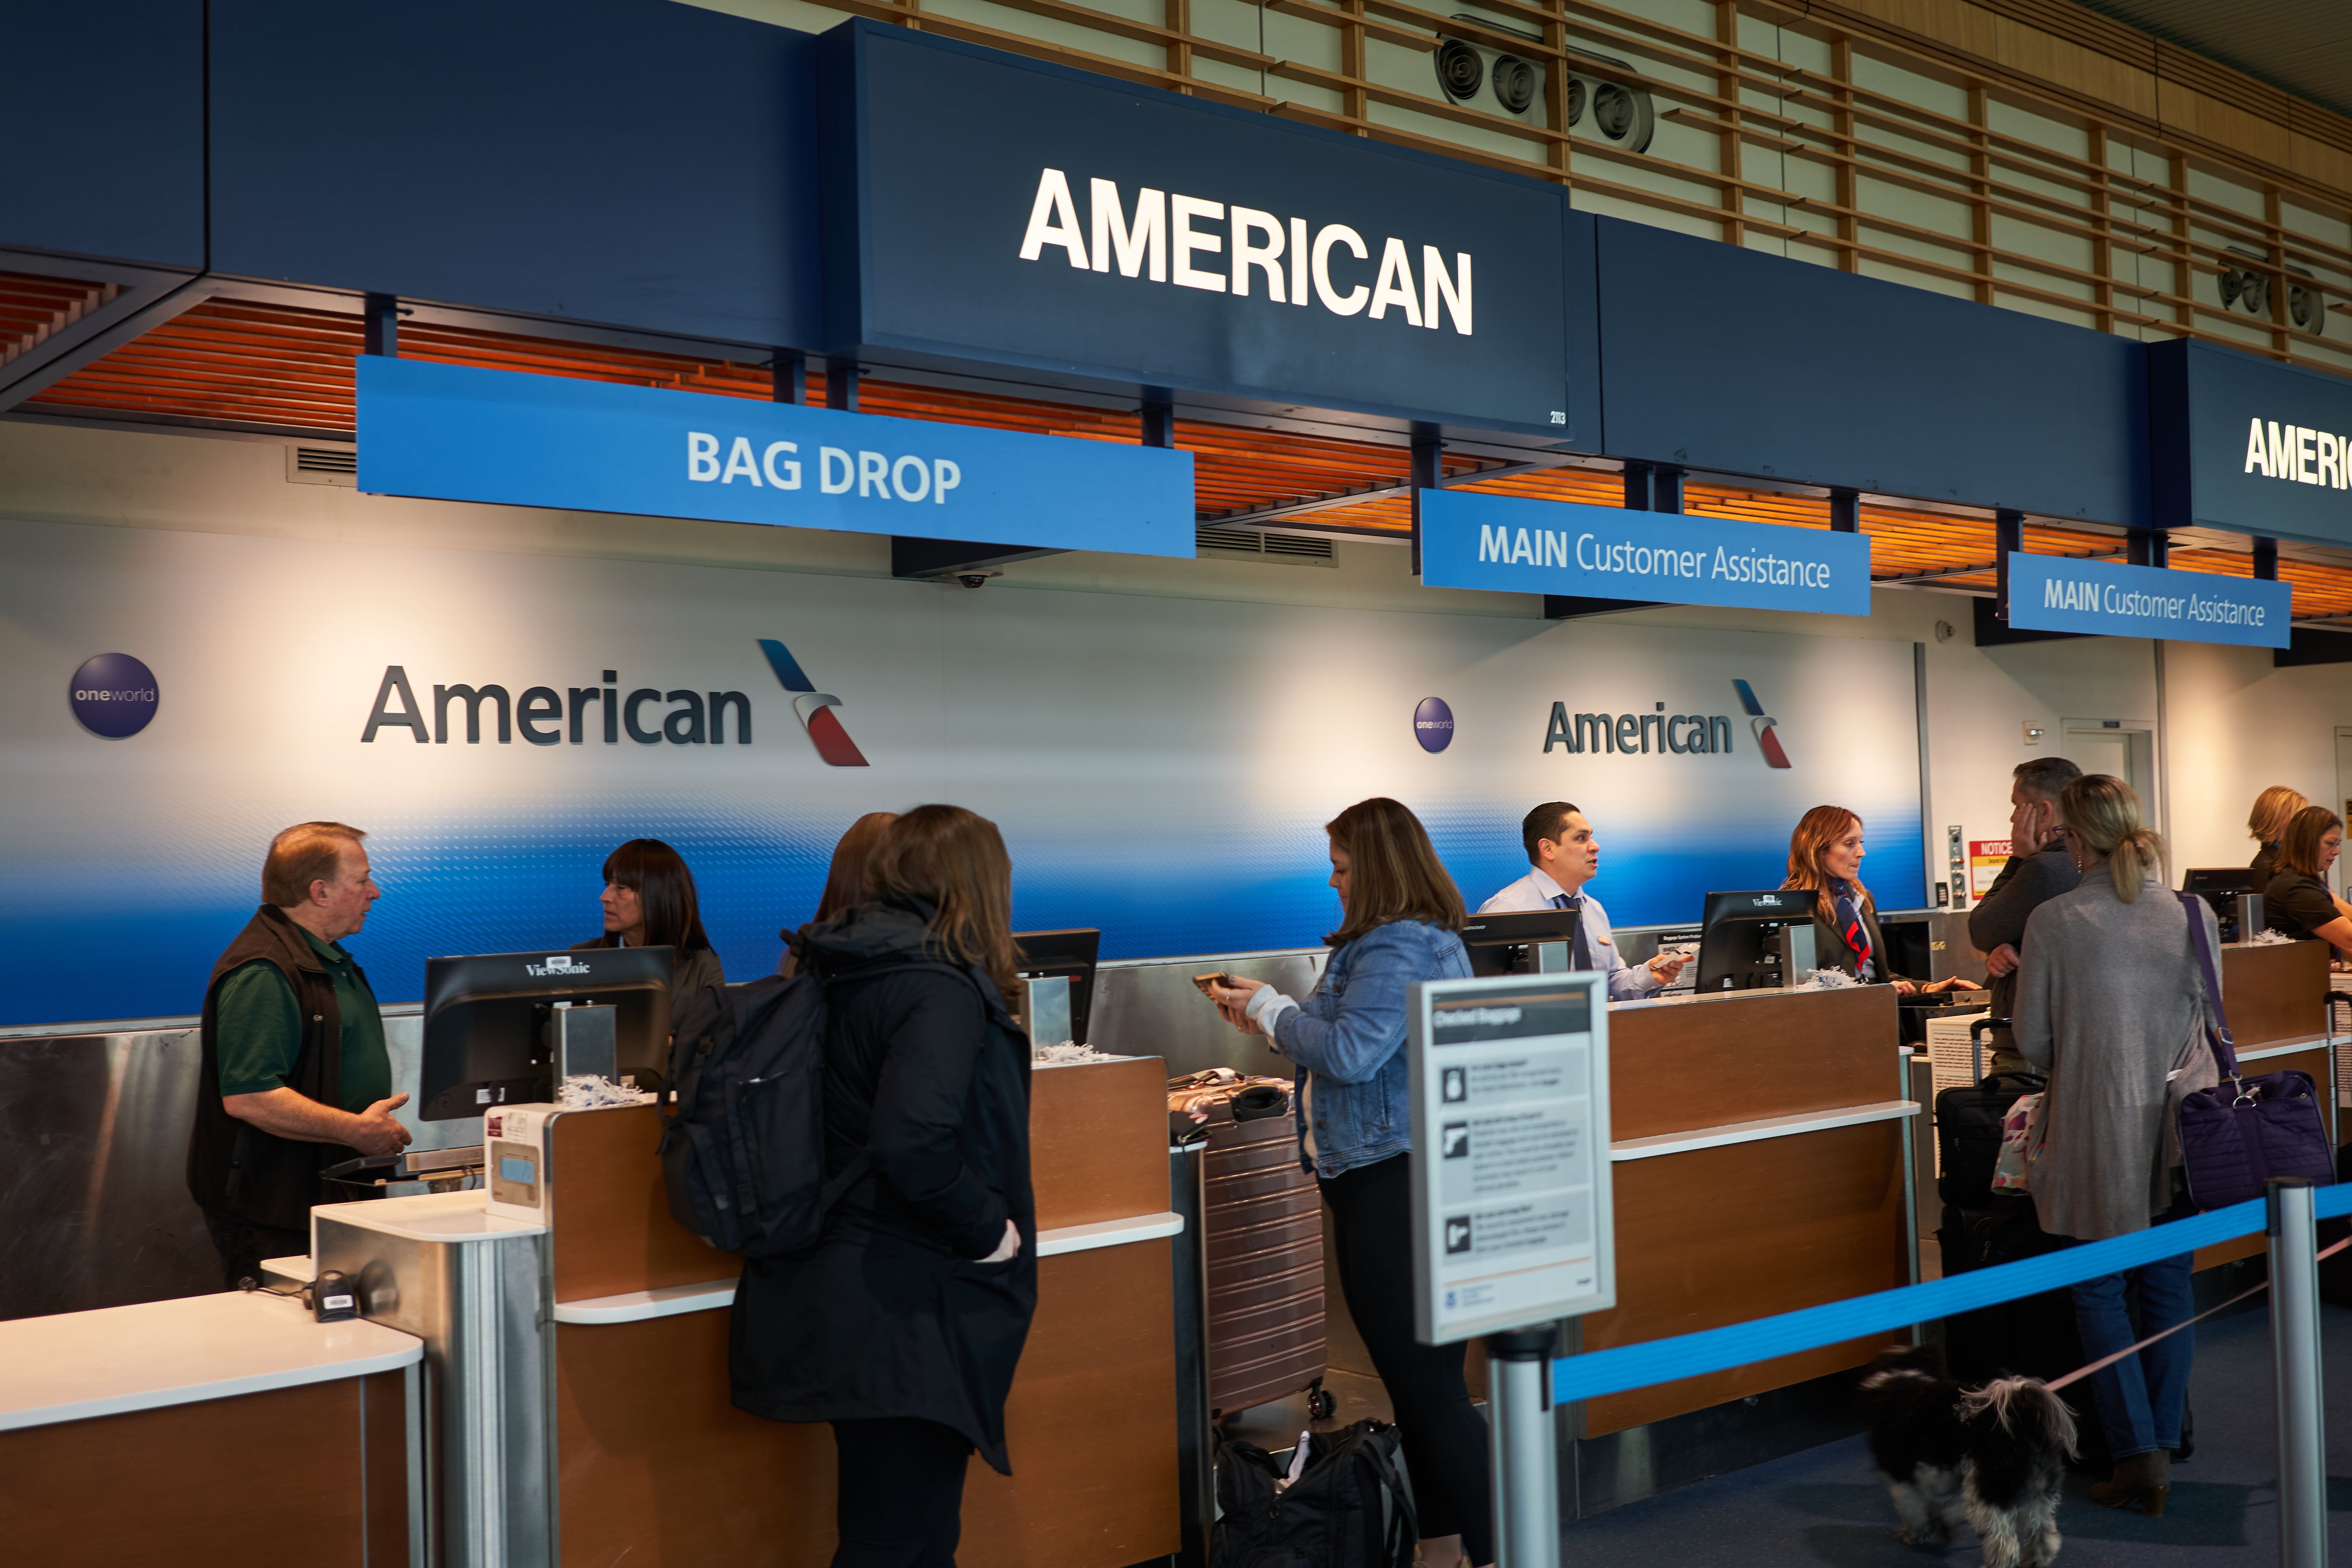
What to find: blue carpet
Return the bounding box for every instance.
[1559,1301,2352,1564]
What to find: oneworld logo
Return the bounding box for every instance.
[526,955,591,978]
[1413,697,1455,754]
[1017,169,1473,335]
[2240,417,2352,490]
[70,652,160,739]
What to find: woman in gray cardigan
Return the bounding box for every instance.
[2014,774,2219,1517]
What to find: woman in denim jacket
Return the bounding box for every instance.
[1209,797,1483,1568]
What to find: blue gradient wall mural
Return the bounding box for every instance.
[0,516,1925,1027]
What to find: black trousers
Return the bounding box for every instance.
[203,1212,311,1291]
[1321,1152,1493,1564]
[831,1417,974,1568]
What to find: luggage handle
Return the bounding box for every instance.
[1967,1016,2011,1084]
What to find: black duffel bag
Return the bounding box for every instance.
[1211,1420,1417,1568]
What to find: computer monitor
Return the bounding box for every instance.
[1459,910,1581,978]
[1693,890,1807,993]
[2182,868,2261,942]
[1014,929,1100,1045]
[419,947,674,1120]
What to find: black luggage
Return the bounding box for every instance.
[1934,1067,2046,1210]
[1210,1420,1417,1568]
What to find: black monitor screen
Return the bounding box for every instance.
[1694,890,1806,993]
[1014,928,1100,1044]
[1459,910,1580,978]
[2182,869,2260,941]
[420,947,674,1120]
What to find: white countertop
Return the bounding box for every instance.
[311,1188,547,1241]
[0,1289,421,1431]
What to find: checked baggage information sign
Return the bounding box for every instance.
[1410,972,1615,1344]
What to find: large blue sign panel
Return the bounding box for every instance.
[1417,490,1872,615]
[820,21,1574,439]
[2005,552,2291,647]
[357,357,1194,556]
[2150,339,2352,549]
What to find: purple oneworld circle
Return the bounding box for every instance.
[1413,696,1455,754]
[70,653,160,738]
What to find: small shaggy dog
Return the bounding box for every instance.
[1861,1346,2079,1566]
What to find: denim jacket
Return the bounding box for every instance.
[1272,919,1472,1179]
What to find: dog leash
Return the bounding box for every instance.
[2041,1232,2351,1392]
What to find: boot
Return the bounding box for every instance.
[2088,1449,2170,1515]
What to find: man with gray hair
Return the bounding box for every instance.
[186,822,411,1286]
[1968,757,2084,1076]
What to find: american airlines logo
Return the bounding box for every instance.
[1733,680,1792,769]
[759,639,868,768]
[1538,680,1790,767]
[2241,417,2352,490]
[1017,169,1474,335]
[526,955,591,978]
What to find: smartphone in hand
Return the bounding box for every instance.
[1192,972,1236,996]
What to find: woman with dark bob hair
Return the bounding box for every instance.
[575,837,725,998]
[731,805,1034,1568]
[1208,798,1487,1568]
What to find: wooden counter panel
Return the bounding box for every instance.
[556,1241,1179,1568]
[551,1104,739,1303]
[364,1369,411,1566]
[1580,1121,1910,1435]
[0,1379,376,1562]
[1029,1056,1170,1231]
[1607,987,1901,1141]
[2221,941,2329,1049]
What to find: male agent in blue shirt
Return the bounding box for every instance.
[1479,801,1683,1000]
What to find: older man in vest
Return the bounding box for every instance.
[186,822,412,1287]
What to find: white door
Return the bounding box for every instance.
[2060,719,2161,871]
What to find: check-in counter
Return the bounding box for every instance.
[0,1289,422,1562]
[311,1052,1182,1568]
[1574,983,1913,1436]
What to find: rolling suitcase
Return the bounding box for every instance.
[1174,1073,1334,1423]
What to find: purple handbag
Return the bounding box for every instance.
[2174,891,2334,1209]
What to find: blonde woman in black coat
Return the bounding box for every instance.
[731,805,1033,1568]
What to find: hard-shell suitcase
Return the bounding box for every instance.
[1185,1083,1333,1421]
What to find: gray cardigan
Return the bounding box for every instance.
[2014,871,2219,1240]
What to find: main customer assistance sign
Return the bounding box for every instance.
[2005,552,2291,647]
[1417,489,1870,615]
[1411,972,1615,1344]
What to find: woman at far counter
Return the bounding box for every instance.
[2262,805,2352,959]
[1207,798,1489,1568]
[2247,785,2308,888]
[1783,805,1976,995]
[577,837,725,997]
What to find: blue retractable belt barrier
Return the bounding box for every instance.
[1551,1181,2352,1406]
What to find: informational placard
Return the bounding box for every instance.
[357,356,1195,558]
[2004,551,2291,647]
[1416,489,1872,617]
[1968,839,2011,898]
[1411,972,1614,1344]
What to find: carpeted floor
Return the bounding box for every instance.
[1559,1300,2352,1565]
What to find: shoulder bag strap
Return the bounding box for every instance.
[2175,890,2239,1081]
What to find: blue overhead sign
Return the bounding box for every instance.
[2150,339,2352,549]
[818,21,1574,438]
[1416,490,1872,615]
[356,356,1194,556]
[2005,552,2291,647]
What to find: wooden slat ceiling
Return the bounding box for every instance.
[18,292,2352,621]
[0,270,117,370]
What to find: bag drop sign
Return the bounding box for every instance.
[357,357,1194,558]
[1410,972,1615,1343]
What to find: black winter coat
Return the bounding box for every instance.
[728,901,1038,1471]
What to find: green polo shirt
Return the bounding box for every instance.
[215,927,393,1112]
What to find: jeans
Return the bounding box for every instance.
[2068,1203,2197,1460]
[831,1417,972,1567]
[1322,1152,1492,1563]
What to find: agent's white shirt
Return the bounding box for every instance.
[1477,870,1659,1000]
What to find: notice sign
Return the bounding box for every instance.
[1410,972,1614,1344]
[1969,840,2011,898]
[2004,552,2291,648]
[1416,489,1871,617]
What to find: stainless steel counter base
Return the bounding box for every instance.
[315,1195,553,1568]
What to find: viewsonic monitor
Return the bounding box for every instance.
[1694,890,1805,993]
[1459,910,1580,978]
[419,947,674,1120]
[2182,868,2261,941]
[1014,928,1100,1045]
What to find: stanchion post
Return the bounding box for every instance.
[2267,1177,2325,1568]
[1485,1327,1561,1568]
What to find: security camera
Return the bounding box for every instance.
[958,574,990,590]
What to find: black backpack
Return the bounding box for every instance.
[656,957,977,1257]
[1211,1420,1417,1568]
